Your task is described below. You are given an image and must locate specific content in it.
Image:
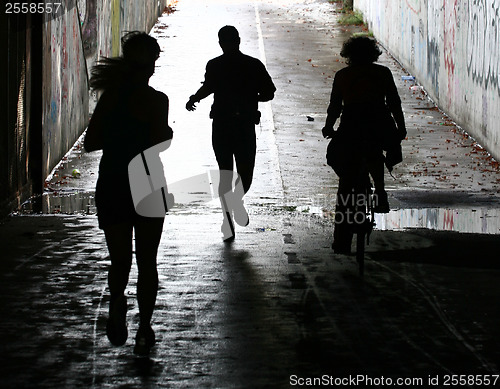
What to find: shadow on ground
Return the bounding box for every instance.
[368,229,500,269]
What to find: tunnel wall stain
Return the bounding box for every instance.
[355,0,500,162]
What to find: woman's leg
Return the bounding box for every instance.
[103,222,133,346]
[134,216,164,328]
[132,216,164,355]
[333,175,355,253]
[105,223,133,300]
[369,156,389,213]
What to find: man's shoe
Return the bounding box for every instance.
[133,325,156,357]
[221,213,235,242]
[106,295,128,346]
[231,178,249,227]
[233,201,249,227]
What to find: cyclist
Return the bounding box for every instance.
[322,36,406,254]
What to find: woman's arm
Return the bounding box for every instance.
[385,68,407,140]
[323,75,342,138]
[84,93,109,152]
[150,91,174,149]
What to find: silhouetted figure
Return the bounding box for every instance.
[186,25,276,241]
[84,31,173,356]
[322,36,406,254]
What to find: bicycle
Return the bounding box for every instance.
[333,156,377,276]
[351,159,377,276]
[327,131,383,276]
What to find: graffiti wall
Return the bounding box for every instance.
[355,0,500,161]
[41,0,170,181]
[42,7,89,180]
[91,0,169,68]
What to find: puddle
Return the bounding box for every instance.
[281,204,500,235]
[375,208,500,235]
[18,190,500,236]
[19,191,96,215]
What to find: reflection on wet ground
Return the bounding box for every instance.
[20,190,500,236]
[376,207,500,235]
[289,204,500,235]
[19,191,223,216]
[19,191,97,215]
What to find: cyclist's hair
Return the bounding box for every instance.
[90,31,161,92]
[340,36,382,65]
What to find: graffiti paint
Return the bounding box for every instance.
[356,0,500,162]
[466,0,500,96]
[427,1,441,97]
[111,0,120,57]
[405,0,421,15]
[426,38,440,96]
[444,0,458,106]
[443,1,457,76]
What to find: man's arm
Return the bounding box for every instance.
[186,84,213,111]
[258,88,275,102]
[256,60,276,102]
[186,61,215,111]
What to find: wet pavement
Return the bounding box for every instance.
[2,0,500,388]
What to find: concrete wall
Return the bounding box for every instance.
[355,0,500,162]
[1,14,44,215]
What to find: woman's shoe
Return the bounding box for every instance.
[332,242,352,255]
[133,325,156,356]
[106,295,128,346]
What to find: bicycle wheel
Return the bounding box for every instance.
[356,230,365,276]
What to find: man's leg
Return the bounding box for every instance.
[212,120,235,195]
[231,123,255,227]
[212,121,236,240]
[234,124,257,194]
